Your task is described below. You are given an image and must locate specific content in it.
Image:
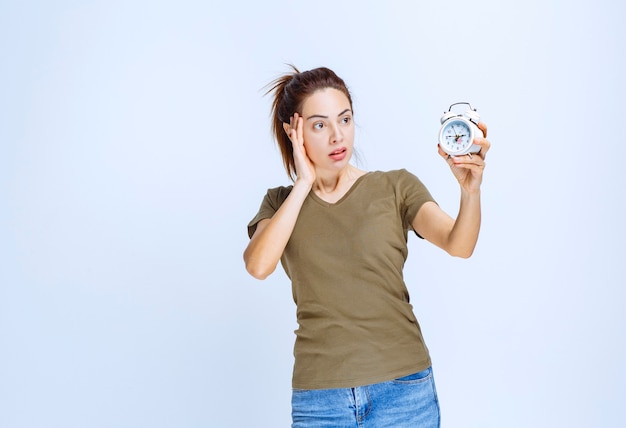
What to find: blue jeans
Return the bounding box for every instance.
[291,367,440,428]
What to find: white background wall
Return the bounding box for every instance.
[1,1,624,426]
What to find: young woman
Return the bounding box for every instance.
[244,66,489,427]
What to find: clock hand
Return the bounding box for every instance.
[451,125,460,140]
[452,125,467,142]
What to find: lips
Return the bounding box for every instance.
[329,147,347,160]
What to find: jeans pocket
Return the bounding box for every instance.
[392,367,432,384]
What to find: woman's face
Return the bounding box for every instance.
[300,88,354,172]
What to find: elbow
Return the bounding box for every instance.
[246,266,272,280]
[244,258,275,280]
[443,235,478,259]
[447,245,476,259]
[453,250,474,259]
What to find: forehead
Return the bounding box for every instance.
[301,88,351,115]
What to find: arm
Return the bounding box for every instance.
[413,194,480,258]
[244,180,311,279]
[243,113,315,279]
[413,122,490,258]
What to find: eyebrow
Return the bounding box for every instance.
[306,108,352,121]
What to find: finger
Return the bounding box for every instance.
[450,155,485,172]
[296,115,304,143]
[474,137,491,159]
[449,160,486,176]
[290,115,296,137]
[283,120,291,138]
[477,121,487,138]
[469,130,490,157]
[450,153,481,164]
[437,144,452,161]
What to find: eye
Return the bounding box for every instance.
[313,122,324,130]
[341,116,352,125]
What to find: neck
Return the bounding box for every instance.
[312,165,366,201]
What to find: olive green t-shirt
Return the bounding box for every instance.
[247,169,436,389]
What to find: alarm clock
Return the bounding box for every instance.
[438,102,482,156]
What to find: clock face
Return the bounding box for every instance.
[441,119,473,153]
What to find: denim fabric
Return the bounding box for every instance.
[291,367,440,428]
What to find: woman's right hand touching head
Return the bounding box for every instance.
[284,113,316,187]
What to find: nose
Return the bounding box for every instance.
[330,124,344,144]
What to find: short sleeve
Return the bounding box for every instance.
[395,169,436,236]
[247,185,293,238]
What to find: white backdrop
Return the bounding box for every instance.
[1,1,624,427]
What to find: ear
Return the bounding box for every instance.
[282,122,290,135]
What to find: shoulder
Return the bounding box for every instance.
[266,184,294,197]
[369,169,423,186]
[359,170,431,201]
[263,184,294,208]
[374,169,433,202]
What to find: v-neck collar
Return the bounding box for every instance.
[308,172,372,207]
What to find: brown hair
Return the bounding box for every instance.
[265,65,353,181]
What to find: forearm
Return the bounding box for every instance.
[244,181,312,279]
[446,189,481,258]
